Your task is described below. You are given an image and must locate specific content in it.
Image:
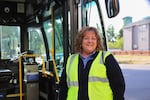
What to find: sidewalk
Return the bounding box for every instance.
[114,55,150,64]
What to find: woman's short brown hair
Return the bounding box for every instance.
[74,26,104,53]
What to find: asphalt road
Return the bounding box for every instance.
[120,64,150,100]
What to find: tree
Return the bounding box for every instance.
[107,25,124,49]
[106,25,116,42]
[118,28,123,39]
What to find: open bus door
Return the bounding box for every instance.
[0,0,119,100]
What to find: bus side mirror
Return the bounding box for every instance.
[105,0,120,18]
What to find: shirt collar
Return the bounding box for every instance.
[80,50,96,59]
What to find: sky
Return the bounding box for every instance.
[103,0,150,33]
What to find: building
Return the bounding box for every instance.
[123,17,150,51]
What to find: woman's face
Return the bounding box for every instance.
[81,31,97,56]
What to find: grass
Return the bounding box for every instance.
[114,55,150,64]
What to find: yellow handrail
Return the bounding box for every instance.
[51,7,60,83]
[50,49,60,83]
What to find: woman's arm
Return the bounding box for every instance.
[105,54,125,100]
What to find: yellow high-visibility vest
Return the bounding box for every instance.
[66,51,113,100]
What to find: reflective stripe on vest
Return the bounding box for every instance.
[68,76,109,87]
[88,76,109,82]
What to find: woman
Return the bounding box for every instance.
[59,26,125,100]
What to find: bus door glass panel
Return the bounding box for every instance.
[54,8,63,76]
[43,20,53,53]
[28,28,46,62]
[83,1,103,38]
[54,17,63,76]
[43,12,64,76]
[0,25,20,59]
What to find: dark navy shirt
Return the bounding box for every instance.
[80,51,96,68]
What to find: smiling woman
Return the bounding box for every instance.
[59,26,125,100]
[74,27,104,56]
[77,28,99,57]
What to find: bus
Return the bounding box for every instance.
[0,0,119,100]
